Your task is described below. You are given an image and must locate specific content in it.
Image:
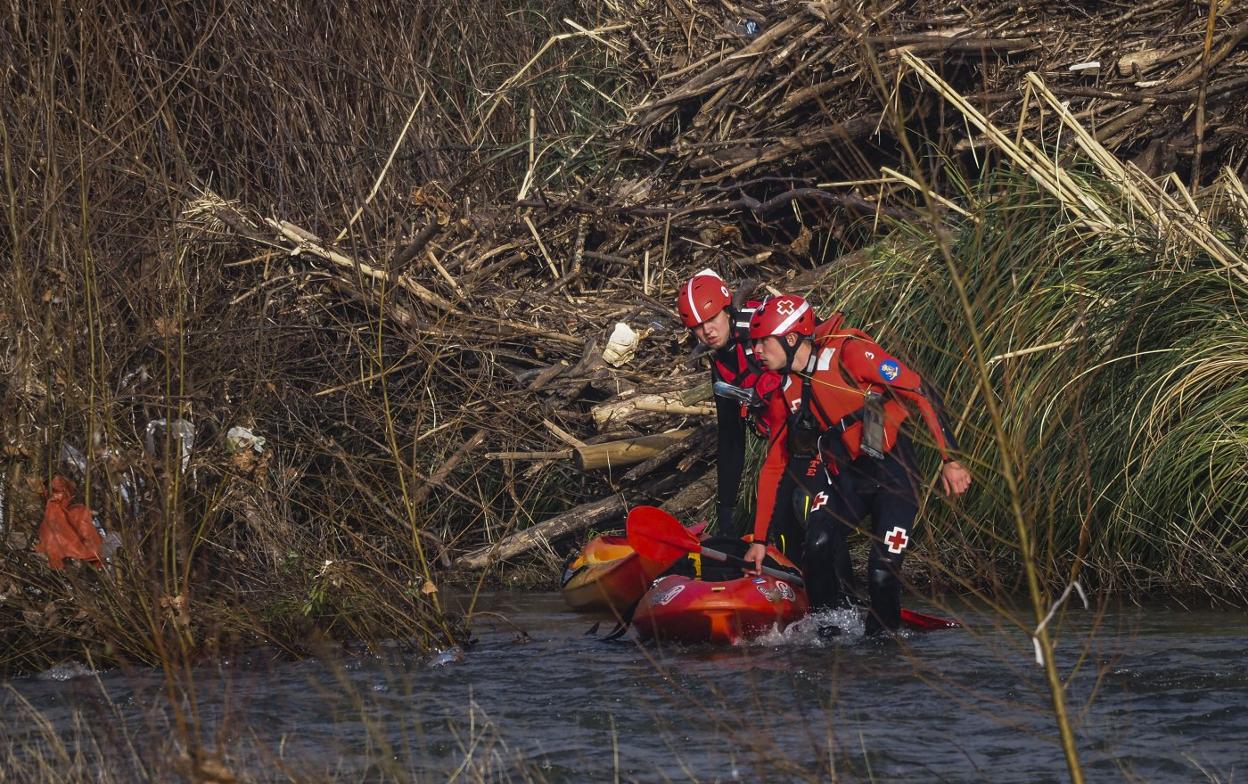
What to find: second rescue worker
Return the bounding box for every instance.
[676,269,770,535]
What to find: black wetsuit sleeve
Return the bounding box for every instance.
[920,380,961,453]
[715,392,746,517]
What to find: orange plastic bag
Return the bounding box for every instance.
[35,475,103,569]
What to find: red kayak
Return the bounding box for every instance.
[632,542,809,645]
[623,505,960,640]
[575,507,960,640]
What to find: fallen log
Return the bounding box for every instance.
[632,400,715,416]
[574,429,695,471]
[591,392,682,430]
[659,469,716,519]
[485,450,573,461]
[591,385,708,429]
[621,424,715,484]
[455,494,627,569]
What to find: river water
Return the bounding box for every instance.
[2,593,1245,782]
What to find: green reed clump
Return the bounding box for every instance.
[802,167,1248,600]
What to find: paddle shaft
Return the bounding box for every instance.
[699,546,806,588]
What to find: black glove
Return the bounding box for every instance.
[716,502,738,536]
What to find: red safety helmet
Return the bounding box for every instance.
[677,269,732,328]
[748,295,814,340]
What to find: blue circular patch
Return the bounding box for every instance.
[879,360,900,382]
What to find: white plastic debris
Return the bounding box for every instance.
[225,426,267,454]
[602,322,639,367]
[145,419,195,472]
[428,647,464,667]
[1032,581,1088,666]
[59,443,88,476]
[100,531,122,561]
[1069,61,1100,74]
[37,661,98,682]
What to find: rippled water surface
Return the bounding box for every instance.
[4,593,1246,782]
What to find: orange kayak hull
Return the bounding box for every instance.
[560,534,662,613]
[561,523,709,613]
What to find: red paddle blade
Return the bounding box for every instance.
[625,505,702,564]
[900,609,961,630]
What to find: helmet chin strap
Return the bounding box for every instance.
[778,335,809,374]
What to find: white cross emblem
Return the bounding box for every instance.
[775,299,795,315]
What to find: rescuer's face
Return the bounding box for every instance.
[692,309,731,350]
[751,335,791,371]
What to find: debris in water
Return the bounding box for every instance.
[428,647,464,667]
[37,660,97,681]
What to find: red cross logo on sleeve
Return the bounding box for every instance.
[884,526,909,554]
[775,299,795,315]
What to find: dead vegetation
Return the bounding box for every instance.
[1,0,1246,669]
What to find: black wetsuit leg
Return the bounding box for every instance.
[801,460,863,612]
[847,437,921,634]
[713,391,747,537]
[766,468,805,563]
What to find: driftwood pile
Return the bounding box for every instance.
[621,0,1248,187]
[184,0,1248,572]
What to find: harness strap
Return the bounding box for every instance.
[833,409,865,432]
[713,305,764,386]
[799,367,863,436]
[796,344,869,450]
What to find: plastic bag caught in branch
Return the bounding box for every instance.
[225,426,267,454]
[145,419,195,472]
[35,476,103,570]
[602,322,639,367]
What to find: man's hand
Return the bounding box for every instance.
[940,460,972,497]
[743,542,767,575]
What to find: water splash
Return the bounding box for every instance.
[738,606,928,649]
[37,661,98,681]
[427,647,464,667]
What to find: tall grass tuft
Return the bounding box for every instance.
[803,163,1248,602]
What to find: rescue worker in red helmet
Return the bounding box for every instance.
[744,293,971,634]
[677,269,772,535]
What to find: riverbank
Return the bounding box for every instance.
[3,0,1246,682]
